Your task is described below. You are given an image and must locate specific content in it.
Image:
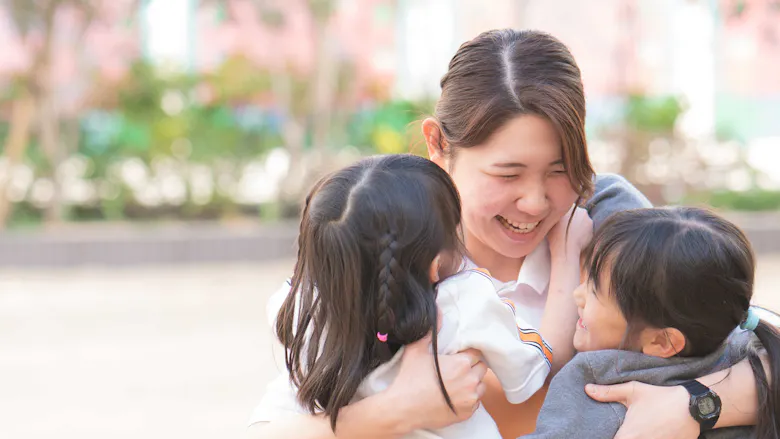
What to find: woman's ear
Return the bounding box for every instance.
[422,118,447,169]
[640,327,687,358]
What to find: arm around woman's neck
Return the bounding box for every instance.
[540,207,592,376]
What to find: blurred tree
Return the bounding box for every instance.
[0,0,59,227]
[617,94,690,202]
[206,0,358,216]
[0,0,137,227]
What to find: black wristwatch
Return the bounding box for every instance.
[680,380,721,437]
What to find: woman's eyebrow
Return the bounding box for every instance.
[492,159,564,168]
[492,162,526,168]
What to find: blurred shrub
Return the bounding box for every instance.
[4,59,435,226]
[706,190,780,211]
[624,94,684,133]
[347,99,433,154]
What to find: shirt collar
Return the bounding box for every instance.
[516,238,551,295]
[460,239,551,295]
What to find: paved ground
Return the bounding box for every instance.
[0,259,292,439]
[2,255,780,439]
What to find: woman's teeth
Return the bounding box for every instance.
[497,216,541,234]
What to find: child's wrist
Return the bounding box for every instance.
[551,247,583,265]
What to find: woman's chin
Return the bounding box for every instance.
[495,234,545,259]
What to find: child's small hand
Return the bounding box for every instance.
[387,335,487,431]
[547,205,593,260]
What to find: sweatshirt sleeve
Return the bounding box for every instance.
[521,353,624,439]
[448,271,551,404]
[586,173,652,230]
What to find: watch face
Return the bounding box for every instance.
[697,397,717,416]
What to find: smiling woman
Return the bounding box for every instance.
[424,114,580,282]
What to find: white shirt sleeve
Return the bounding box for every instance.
[248,279,299,426]
[248,374,309,426]
[446,270,551,404]
[266,279,292,328]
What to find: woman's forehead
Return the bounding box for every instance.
[459,116,563,166]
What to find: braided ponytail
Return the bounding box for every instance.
[374,230,455,413]
[376,232,400,360]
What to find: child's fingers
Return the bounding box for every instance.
[460,348,485,369]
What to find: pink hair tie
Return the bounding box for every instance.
[376,332,388,343]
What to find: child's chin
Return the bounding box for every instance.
[573,337,592,353]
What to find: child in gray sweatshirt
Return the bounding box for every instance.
[524,207,779,439]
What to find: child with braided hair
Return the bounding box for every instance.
[272,154,555,439]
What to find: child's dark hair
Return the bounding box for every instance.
[583,206,780,439]
[276,154,464,431]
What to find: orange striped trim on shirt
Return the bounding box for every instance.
[460,267,493,282]
[471,267,492,277]
[518,328,553,367]
[501,298,553,367]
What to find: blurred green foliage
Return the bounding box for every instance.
[705,190,780,211]
[2,58,434,226]
[624,94,684,133]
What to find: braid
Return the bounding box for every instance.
[376,231,401,358]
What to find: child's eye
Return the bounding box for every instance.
[493,174,518,180]
[550,169,568,175]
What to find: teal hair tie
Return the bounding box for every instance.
[740,308,760,331]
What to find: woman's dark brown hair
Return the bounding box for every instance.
[583,207,780,439]
[276,154,464,431]
[431,29,594,199]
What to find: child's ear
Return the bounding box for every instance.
[640,327,687,358]
[428,255,442,283]
[422,118,448,169]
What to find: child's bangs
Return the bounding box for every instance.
[583,225,628,298]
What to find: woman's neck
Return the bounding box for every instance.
[464,232,524,282]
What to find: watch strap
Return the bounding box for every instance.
[681,380,719,433]
[681,379,709,397]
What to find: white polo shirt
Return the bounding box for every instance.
[461,239,551,331]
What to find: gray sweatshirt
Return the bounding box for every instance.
[523,331,755,439]
[588,174,652,230]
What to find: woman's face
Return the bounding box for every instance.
[432,115,578,263]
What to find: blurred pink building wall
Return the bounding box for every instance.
[0,0,775,104]
[0,1,139,83]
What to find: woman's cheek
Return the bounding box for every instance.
[462,176,504,212]
[548,180,578,211]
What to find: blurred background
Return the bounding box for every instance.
[0,0,778,438]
